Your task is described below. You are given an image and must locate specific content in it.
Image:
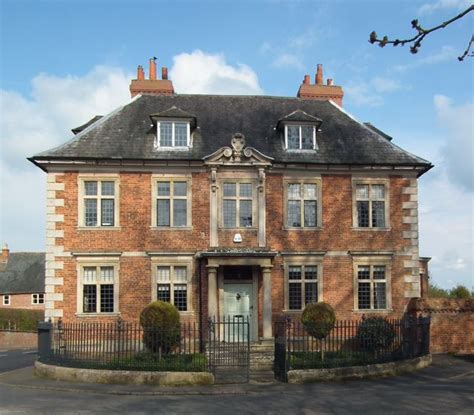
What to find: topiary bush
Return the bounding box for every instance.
[301,302,336,340]
[356,316,396,353]
[139,301,181,356]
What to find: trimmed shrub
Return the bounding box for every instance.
[139,301,180,355]
[356,316,396,353]
[0,308,44,331]
[301,302,336,340]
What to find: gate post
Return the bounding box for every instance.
[274,316,290,382]
[38,320,53,362]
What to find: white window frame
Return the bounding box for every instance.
[156,120,191,148]
[78,175,120,229]
[284,123,317,150]
[76,258,120,316]
[218,179,258,229]
[283,178,322,229]
[283,256,323,311]
[352,178,390,229]
[32,293,44,305]
[353,256,392,312]
[151,256,193,314]
[3,295,10,306]
[151,175,192,228]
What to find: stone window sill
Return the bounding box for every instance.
[283,227,323,231]
[351,227,391,232]
[352,309,393,313]
[150,226,193,231]
[75,312,121,318]
[77,226,122,231]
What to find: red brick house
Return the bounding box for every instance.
[0,244,45,311]
[29,59,432,341]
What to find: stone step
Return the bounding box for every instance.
[249,370,276,384]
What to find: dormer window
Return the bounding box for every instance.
[285,124,316,150]
[157,121,190,148]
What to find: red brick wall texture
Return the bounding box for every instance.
[0,294,44,310]
[52,172,416,330]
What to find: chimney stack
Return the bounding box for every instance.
[1,243,9,263]
[149,58,157,80]
[297,64,344,106]
[129,57,174,98]
[315,64,323,85]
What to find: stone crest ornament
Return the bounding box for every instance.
[203,133,273,166]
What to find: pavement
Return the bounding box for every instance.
[0,354,472,414]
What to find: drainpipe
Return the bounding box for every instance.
[198,256,204,352]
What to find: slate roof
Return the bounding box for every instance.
[0,253,45,294]
[32,94,431,171]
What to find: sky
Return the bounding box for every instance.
[0,0,472,290]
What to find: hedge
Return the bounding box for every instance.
[0,308,44,331]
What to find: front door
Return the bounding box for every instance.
[223,283,253,342]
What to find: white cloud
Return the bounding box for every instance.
[345,83,384,107]
[272,53,305,70]
[170,50,262,95]
[0,65,133,250]
[419,0,471,15]
[393,46,459,72]
[372,77,403,93]
[433,94,473,192]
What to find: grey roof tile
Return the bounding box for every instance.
[0,253,45,294]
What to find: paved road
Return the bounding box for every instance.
[0,349,37,373]
[0,355,472,414]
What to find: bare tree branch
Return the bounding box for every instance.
[458,34,474,61]
[369,5,474,59]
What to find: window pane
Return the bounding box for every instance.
[239,183,252,198]
[305,266,317,280]
[288,184,301,199]
[372,201,385,227]
[173,199,187,227]
[303,184,316,199]
[371,184,385,199]
[304,200,317,227]
[174,284,187,311]
[85,199,97,226]
[356,185,369,199]
[83,285,97,313]
[101,199,114,226]
[100,284,114,313]
[288,266,302,280]
[174,267,187,283]
[373,266,386,279]
[173,181,187,197]
[100,267,114,283]
[223,200,236,227]
[240,200,252,227]
[101,181,114,196]
[174,122,188,146]
[157,284,171,303]
[83,267,97,283]
[157,267,170,282]
[287,200,301,227]
[38,294,44,303]
[287,125,299,149]
[157,182,170,197]
[374,283,386,309]
[160,122,172,146]
[357,201,369,227]
[358,282,371,309]
[84,181,97,196]
[301,126,314,149]
[157,199,170,226]
[223,183,236,197]
[357,266,370,280]
[305,282,318,305]
[289,283,302,310]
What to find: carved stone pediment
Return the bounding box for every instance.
[203,133,273,166]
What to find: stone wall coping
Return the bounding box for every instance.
[35,361,214,386]
[287,355,431,383]
[409,298,474,313]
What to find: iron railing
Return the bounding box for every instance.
[274,316,430,381]
[39,319,206,372]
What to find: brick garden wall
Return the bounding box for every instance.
[409,298,474,354]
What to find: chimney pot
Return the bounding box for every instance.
[303,75,310,85]
[137,65,145,80]
[1,243,9,263]
[327,78,333,86]
[149,58,157,80]
[315,64,323,85]
[162,67,168,80]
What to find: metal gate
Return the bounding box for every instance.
[207,316,250,383]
